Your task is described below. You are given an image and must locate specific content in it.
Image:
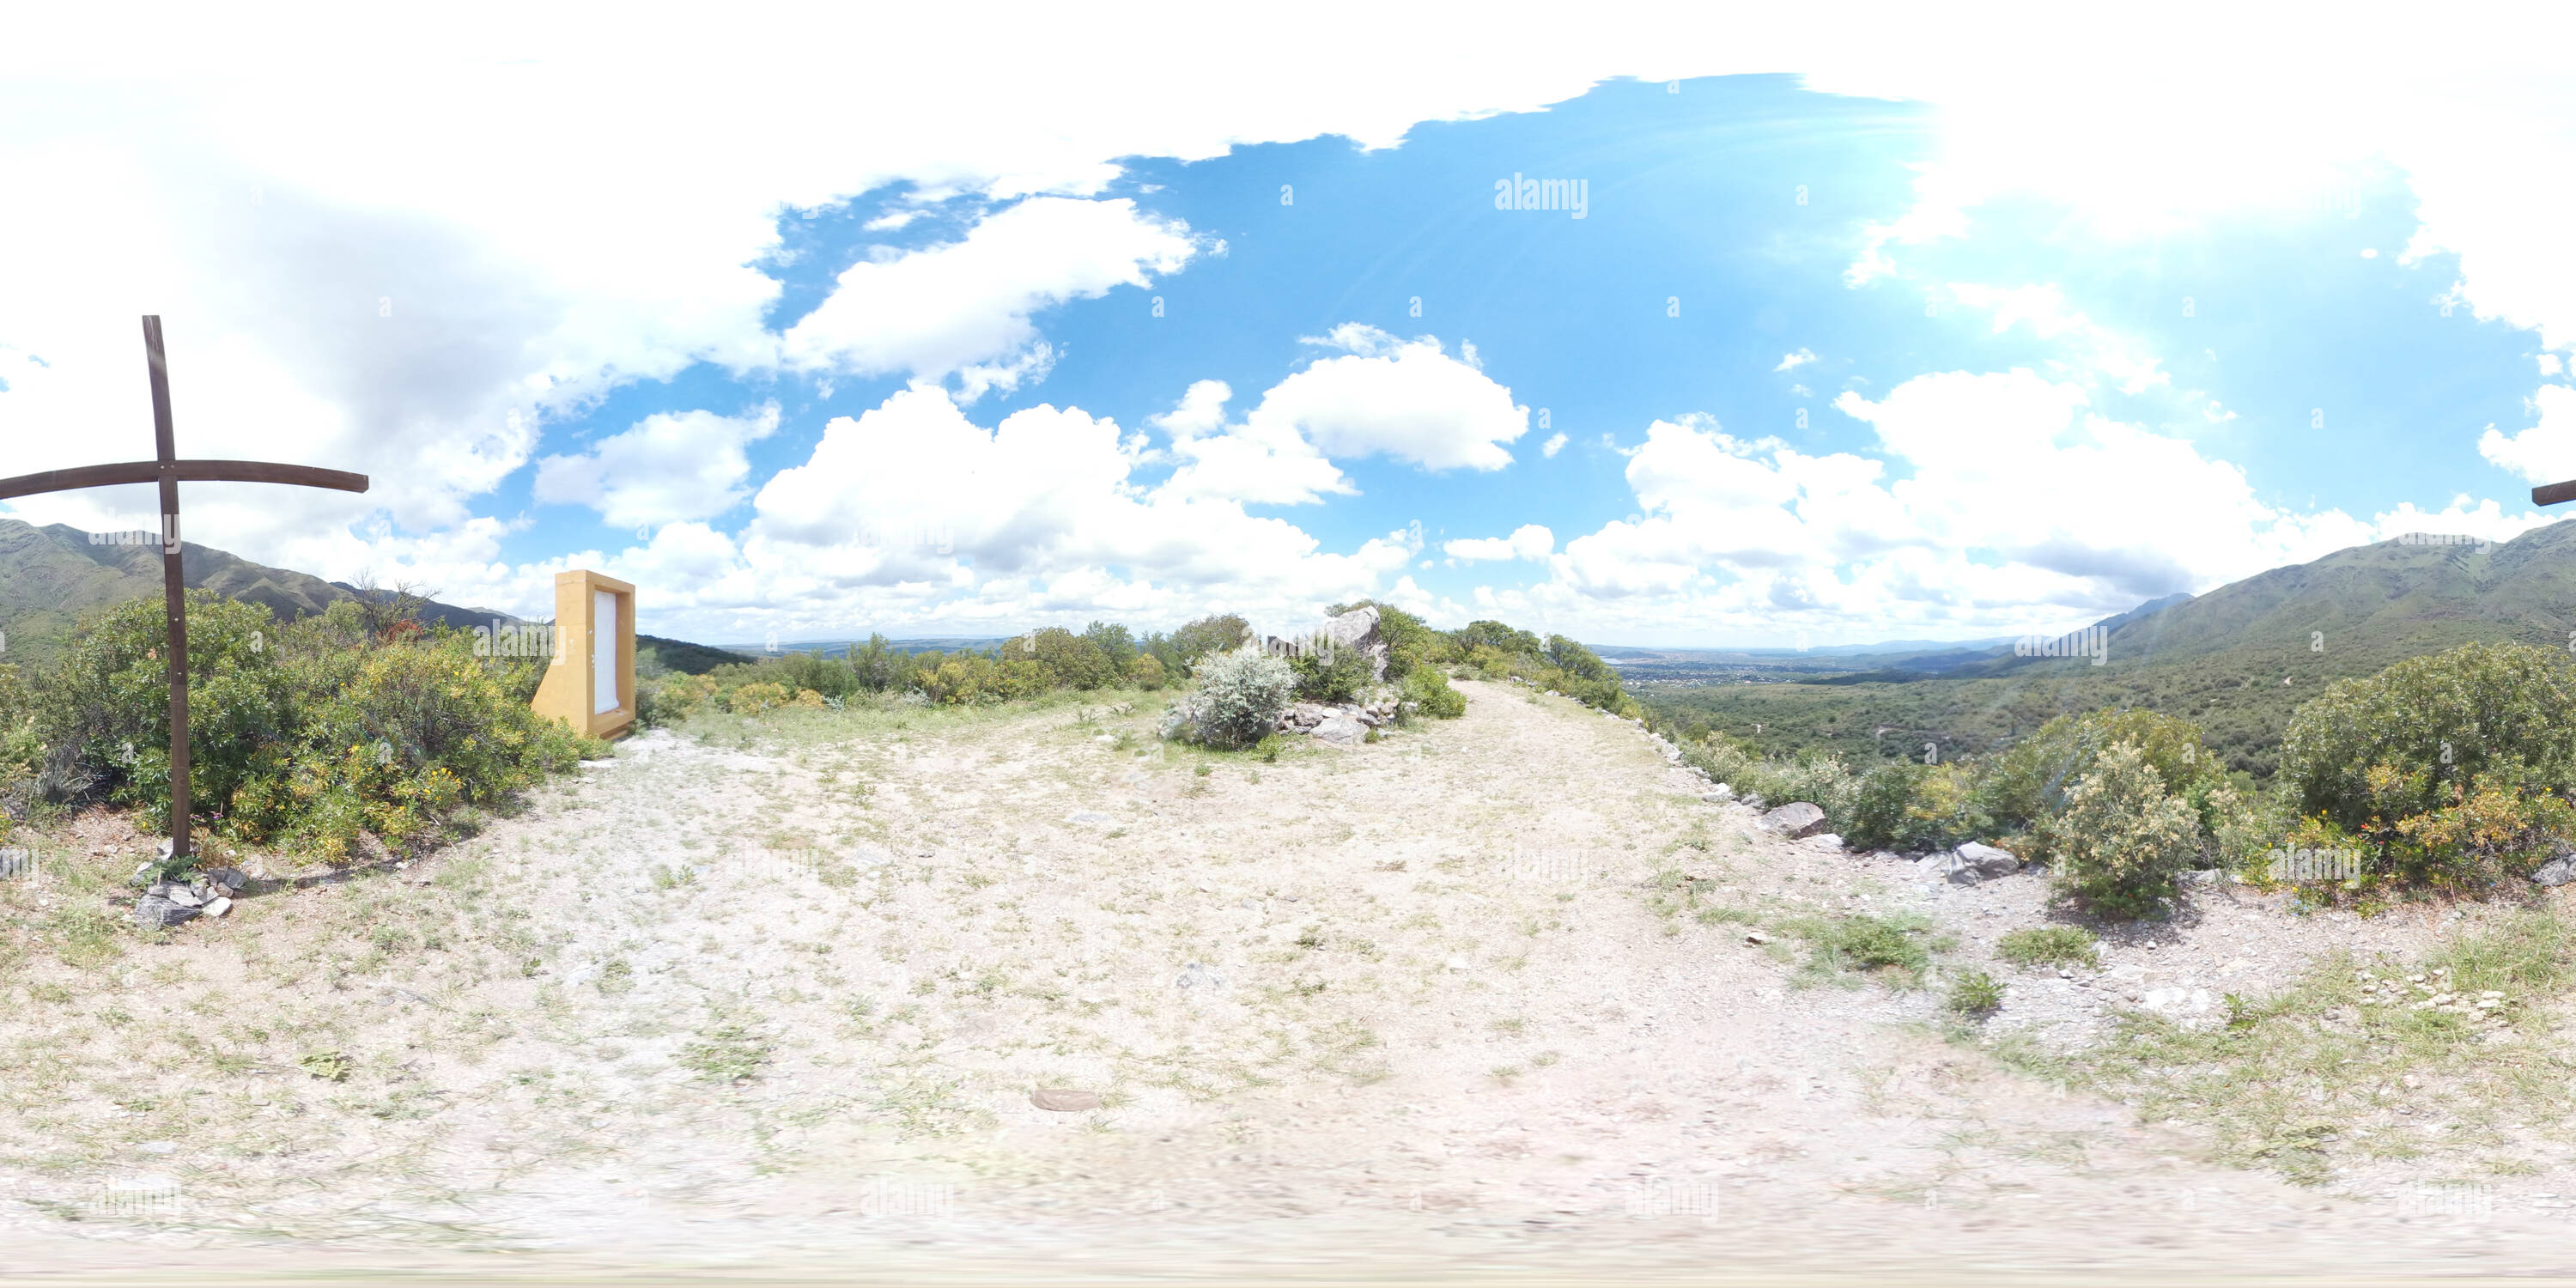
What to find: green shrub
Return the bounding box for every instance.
[1996,926,2099,970]
[2284,641,2576,829]
[37,591,295,830]
[2279,641,2576,891]
[1846,761,1990,851]
[1288,641,1374,703]
[1168,648,1294,749]
[1981,707,2215,832]
[1690,737,1861,825]
[35,591,593,864]
[1401,666,1466,720]
[2044,740,2202,918]
[2200,780,2294,872]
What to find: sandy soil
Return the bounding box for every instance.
[8,678,2576,1283]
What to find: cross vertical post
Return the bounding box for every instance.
[143,317,192,864]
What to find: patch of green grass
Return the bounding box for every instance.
[299,1050,355,1083]
[1947,969,2004,1016]
[1783,911,1944,986]
[2067,908,2576,1186]
[677,1021,771,1084]
[1997,926,2099,970]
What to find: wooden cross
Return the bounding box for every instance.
[2537,480,2576,507]
[0,317,368,866]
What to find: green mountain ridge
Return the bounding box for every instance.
[1639,522,2576,777]
[0,519,520,667]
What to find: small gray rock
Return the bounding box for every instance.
[133,896,199,928]
[164,885,204,908]
[1176,962,1228,991]
[2532,858,2576,887]
[1758,802,1830,839]
[1702,784,1735,803]
[1802,832,1845,851]
[204,896,233,918]
[204,867,246,894]
[1953,841,2021,878]
[1032,1087,1102,1112]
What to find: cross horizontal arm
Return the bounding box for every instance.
[0,459,369,501]
[2536,480,2576,507]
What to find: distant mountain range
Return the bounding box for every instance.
[1637,524,2576,776]
[0,519,520,666]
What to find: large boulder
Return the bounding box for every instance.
[1267,605,1388,683]
[1309,713,1368,745]
[1758,802,1830,839]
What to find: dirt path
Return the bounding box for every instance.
[9,680,2576,1280]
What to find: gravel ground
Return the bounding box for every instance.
[7,679,2576,1282]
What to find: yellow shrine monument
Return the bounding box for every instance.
[531,568,636,740]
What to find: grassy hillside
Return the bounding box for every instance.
[0,519,518,666]
[638,634,754,675]
[1639,522,2576,776]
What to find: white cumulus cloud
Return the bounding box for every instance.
[2477,385,2576,483]
[780,197,1196,400]
[1255,325,1529,471]
[1444,525,1554,562]
[533,403,781,529]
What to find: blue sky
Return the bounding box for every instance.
[3,17,2572,648]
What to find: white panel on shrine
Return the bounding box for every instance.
[592,589,618,714]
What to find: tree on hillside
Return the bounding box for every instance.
[1454,619,1542,657]
[1166,614,1251,673]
